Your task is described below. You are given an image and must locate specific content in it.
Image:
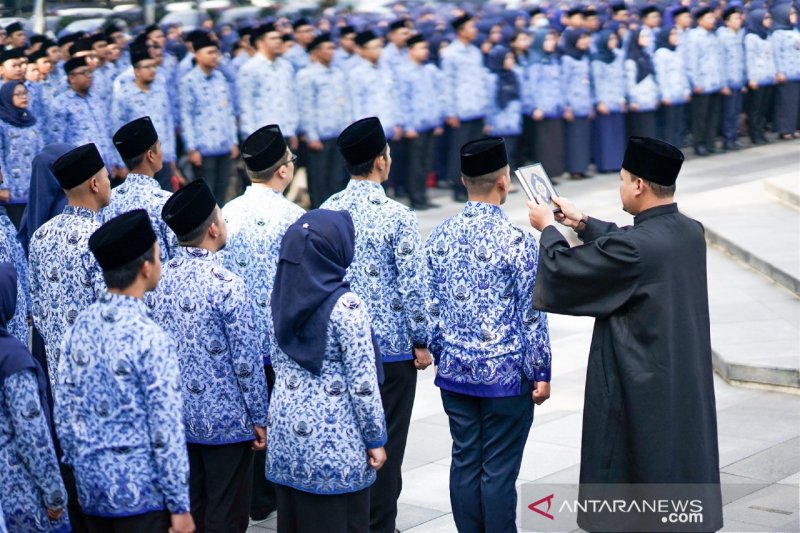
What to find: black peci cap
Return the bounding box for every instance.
[355,30,379,47]
[621,136,684,186]
[451,14,473,30]
[337,117,387,167]
[161,180,217,237]
[113,116,159,160]
[89,209,157,271]
[64,56,88,74]
[307,32,332,52]
[52,143,106,190]
[460,137,508,177]
[242,124,287,172]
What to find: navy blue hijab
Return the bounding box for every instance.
[745,9,770,39]
[272,209,383,381]
[486,46,520,109]
[0,81,36,128]
[17,144,73,255]
[0,263,52,428]
[592,29,618,63]
[627,29,655,83]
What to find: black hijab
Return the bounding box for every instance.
[561,29,588,60]
[655,27,677,51]
[592,29,617,63]
[486,46,521,109]
[0,263,52,429]
[626,29,655,83]
[0,81,36,128]
[745,9,770,39]
[272,209,383,381]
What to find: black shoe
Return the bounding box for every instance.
[694,145,709,156]
[723,141,742,151]
[423,201,441,209]
[250,505,276,521]
[410,202,429,211]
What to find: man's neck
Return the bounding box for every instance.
[251,180,286,194]
[198,64,214,75]
[134,77,151,91]
[187,240,219,253]
[128,167,154,178]
[466,194,502,206]
[410,57,423,66]
[260,50,277,62]
[67,198,101,213]
[457,36,471,46]
[72,86,89,97]
[351,174,383,184]
[107,285,146,299]
[634,198,674,215]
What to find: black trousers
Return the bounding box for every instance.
[85,510,170,533]
[691,92,722,149]
[369,360,417,533]
[196,154,233,205]
[3,204,24,229]
[774,80,800,135]
[388,139,408,197]
[403,131,435,207]
[251,365,277,518]
[446,119,485,199]
[306,139,345,209]
[188,441,253,533]
[659,104,686,148]
[276,485,369,533]
[61,463,90,533]
[441,387,534,533]
[721,89,744,143]
[747,85,774,141]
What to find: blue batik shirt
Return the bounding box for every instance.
[49,90,123,169]
[685,27,726,93]
[236,54,299,138]
[55,293,190,517]
[0,370,69,532]
[149,247,269,444]
[110,81,177,163]
[178,68,238,156]
[349,58,402,138]
[0,121,45,204]
[29,206,105,390]
[296,62,353,142]
[770,29,800,81]
[625,60,660,111]
[524,60,565,118]
[0,212,30,343]
[591,51,627,113]
[267,293,387,494]
[653,48,692,104]
[397,61,445,133]
[283,43,310,72]
[103,174,179,263]
[744,33,777,85]
[220,186,305,366]
[717,26,746,89]
[321,180,428,361]
[562,55,594,117]
[425,202,552,398]
[440,40,492,120]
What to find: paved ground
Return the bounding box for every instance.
[249,140,800,532]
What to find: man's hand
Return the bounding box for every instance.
[413,347,433,370]
[230,145,240,159]
[169,512,196,533]
[551,196,584,230]
[0,189,9,203]
[527,200,555,231]
[307,139,324,151]
[433,127,444,136]
[446,116,460,128]
[368,447,387,470]
[748,80,758,90]
[693,86,703,95]
[776,73,787,84]
[405,129,419,139]
[392,126,403,141]
[596,102,609,115]
[532,109,544,121]
[563,107,574,122]
[533,381,550,405]
[720,86,731,96]
[252,425,266,451]
[46,508,63,520]
[188,150,202,167]
[662,98,671,106]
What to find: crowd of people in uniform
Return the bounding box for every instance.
[0,0,797,220]
[0,0,786,532]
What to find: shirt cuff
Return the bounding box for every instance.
[533,368,551,382]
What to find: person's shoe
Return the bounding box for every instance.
[750,136,765,145]
[723,141,742,151]
[422,201,441,209]
[410,202,429,211]
[250,505,276,521]
[694,145,709,156]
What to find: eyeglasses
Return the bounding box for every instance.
[70,70,93,77]
[282,153,298,167]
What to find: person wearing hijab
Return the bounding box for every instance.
[522,29,566,178]
[0,81,45,227]
[424,138,551,532]
[590,29,627,173]
[321,117,430,533]
[268,209,387,532]
[625,28,660,139]
[149,179,268,532]
[0,206,29,345]
[769,3,800,139]
[55,212,194,533]
[744,9,778,145]
[685,7,726,155]
[561,30,594,179]
[0,264,69,533]
[486,46,524,168]
[654,26,692,148]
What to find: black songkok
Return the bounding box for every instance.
[337,117,387,166]
[621,136,684,186]
[460,137,508,177]
[90,210,157,270]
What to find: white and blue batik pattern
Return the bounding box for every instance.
[296,62,353,142]
[283,44,310,72]
[487,66,524,136]
[685,28,726,93]
[349,58,403,138]
[397,61,445,134]
[524,60,565,118]
[0,121,45,204]
[770,29,800,81]
[425,202,552,398]
[48,90,123,169]
[110,81,177,163]
[562,55,595,117]
[103,174,179,263]
[55,293,190,517]
[744,33,777,86]
[237,55,299,138]
[221,187,305,365]
[653,47,692,104]
[717,27,746,89]
[149,247,269,444]
[441,41,492,120]
[591,51,627,112]
[0,211,30,343]
[321,180,429,361]
[29,206,105,391]
[178,68,238,156]
[0,370,69,532]
[625,59,660,111]
[267,293,387,494]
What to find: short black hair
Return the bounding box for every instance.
[102,244,156,289]
[345,145,387,177]
[123,141,159,170]
[177,207,218,246]
[629,172,676,198]
[462,166,508,194]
